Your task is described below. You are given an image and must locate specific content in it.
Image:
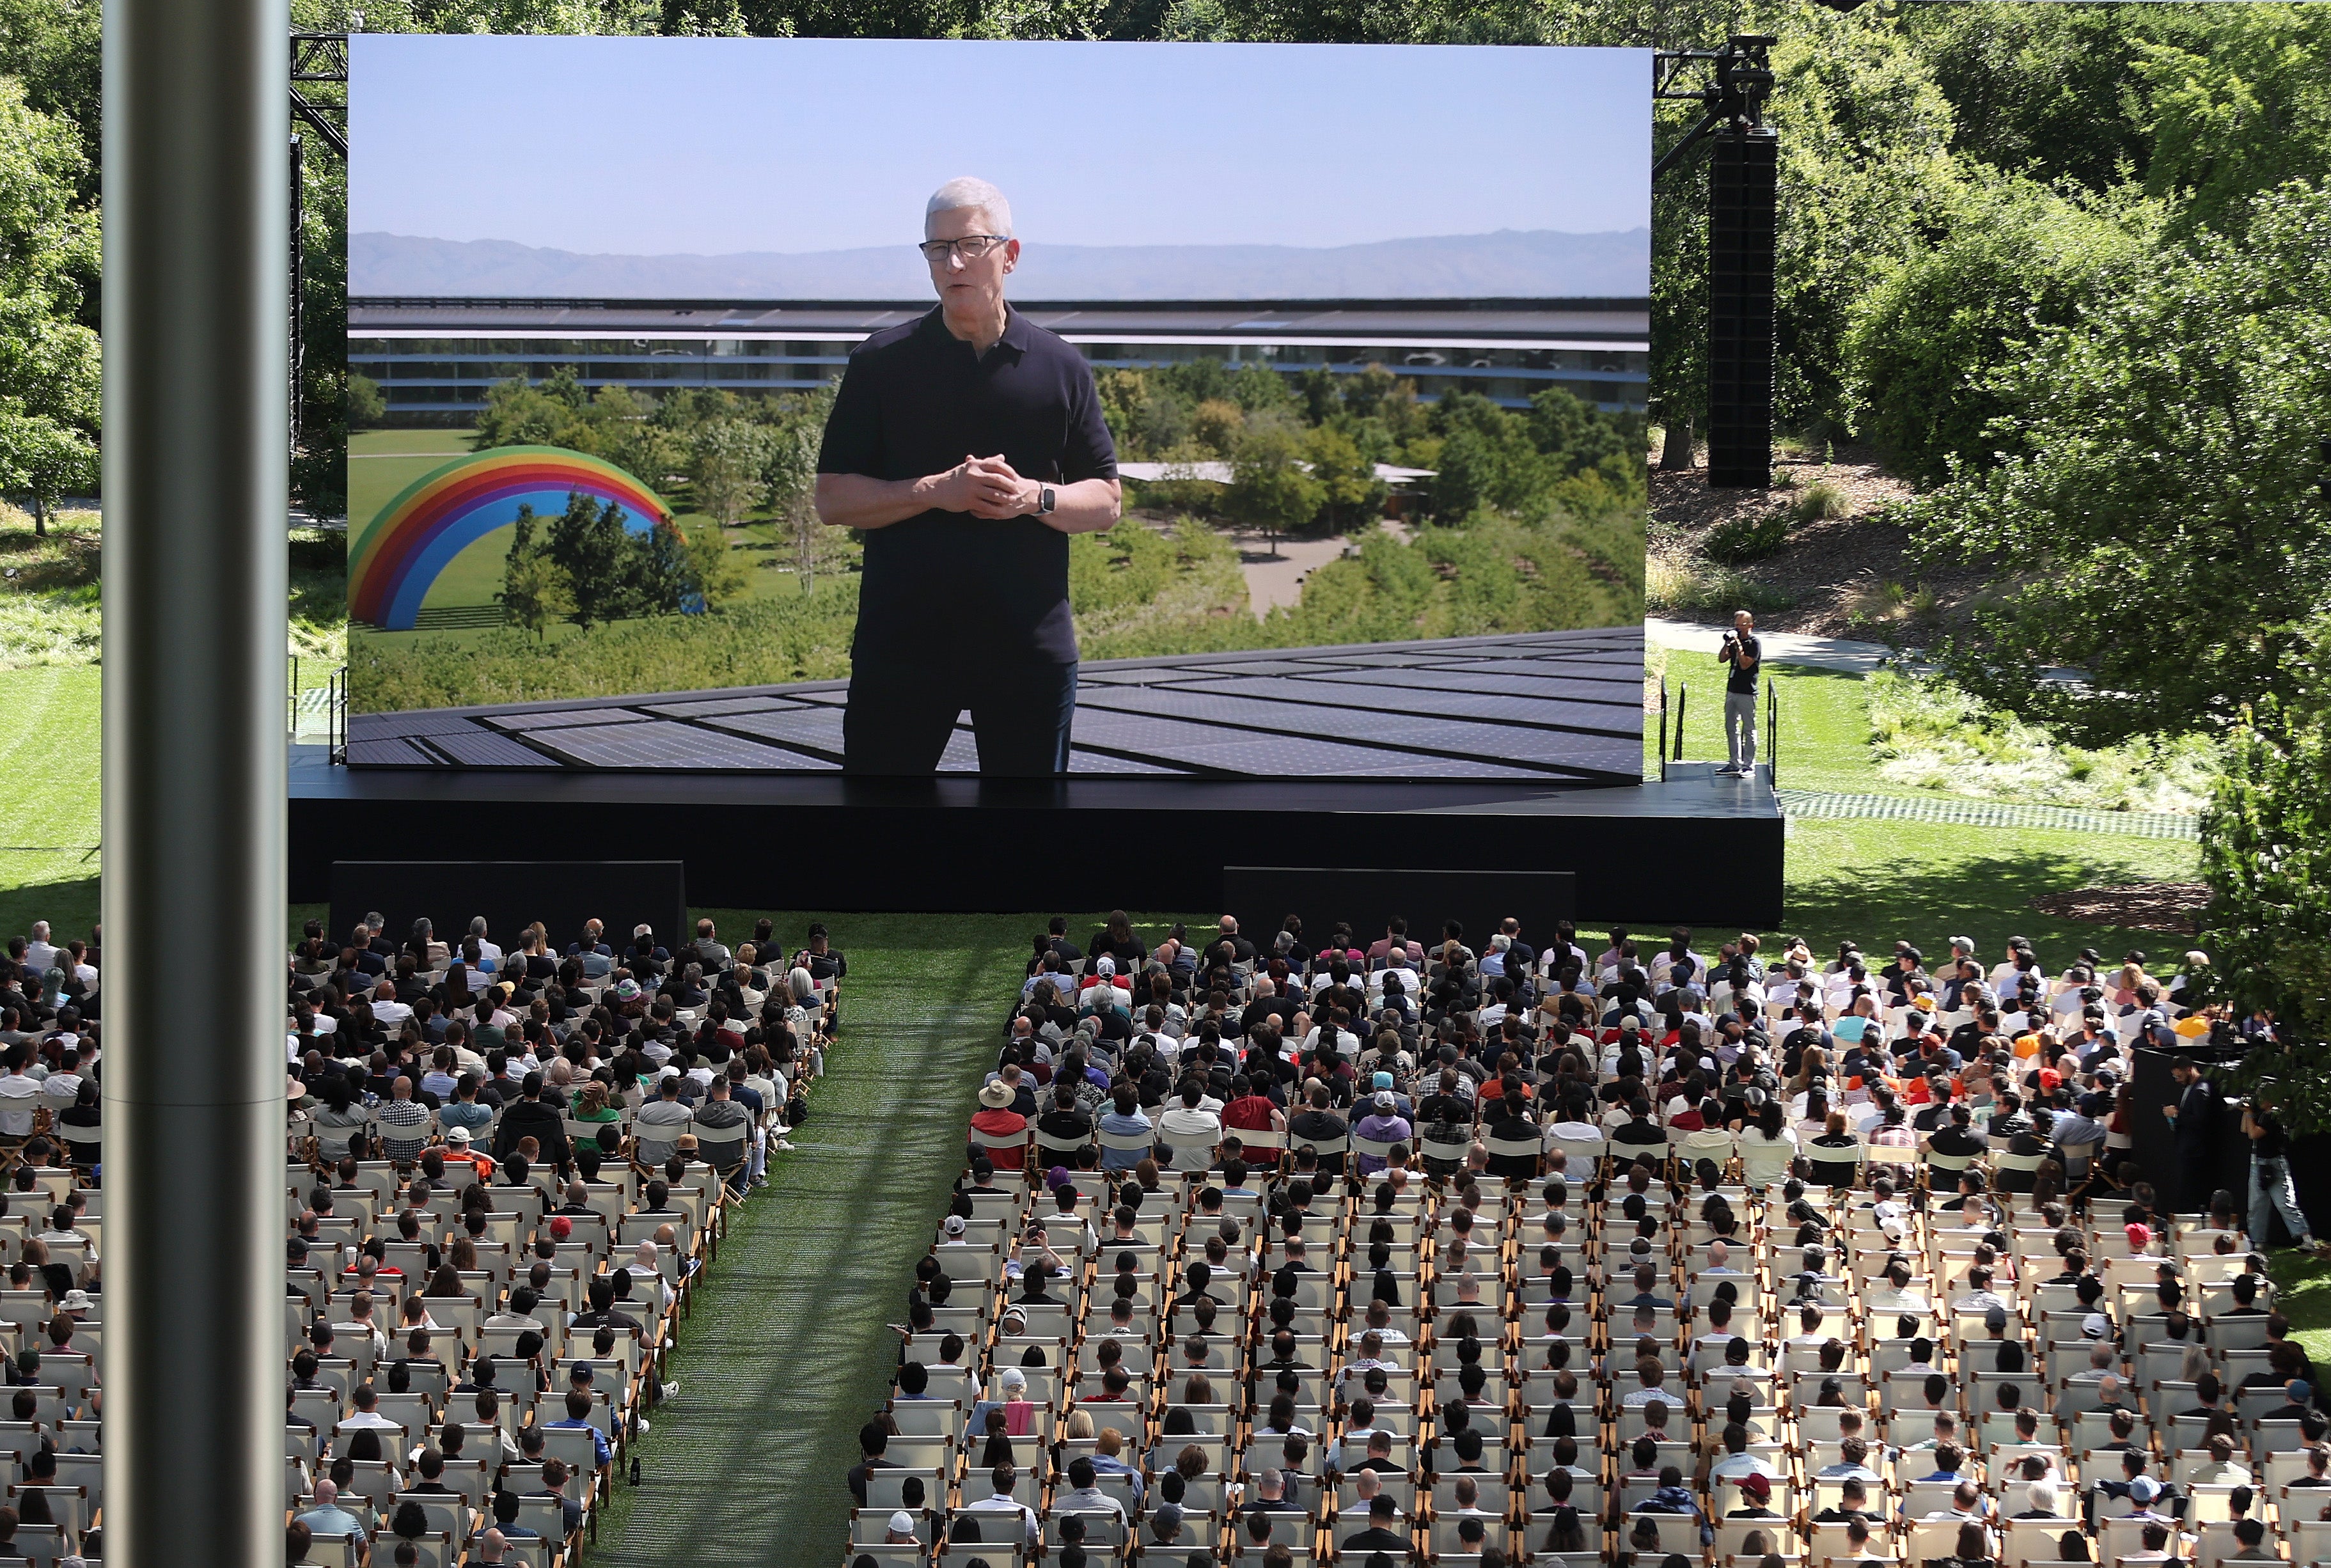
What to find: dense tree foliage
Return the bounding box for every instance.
[2199,623,2331,1109]
[1842,173,2163,486]
[0,77,97,528]
[1905,178,2331,742]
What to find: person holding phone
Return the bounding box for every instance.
[1717,608,1762,777]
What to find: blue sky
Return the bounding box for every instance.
[349,36,1649,256]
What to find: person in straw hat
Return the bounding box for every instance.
[971,1076,1029,1171]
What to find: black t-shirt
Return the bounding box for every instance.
[1723,630,1761,694]
[2255,1108,2290,1161]
[1039,1106,1094,1140]
[817,305,1117,668]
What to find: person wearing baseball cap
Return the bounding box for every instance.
[1351,1090,1410,1177]
[2266,1379,2317,1422]
[441,1122,494,1182]
[2121,1473,2167,1517]
[1730,1470,1780,1519]
[885,1512,919,1545]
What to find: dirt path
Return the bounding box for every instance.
[1230,520,1411,620]
[1228,528,1349,618]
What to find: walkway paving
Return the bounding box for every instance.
[1777,789,2197,841]
[1647,616,1922,677]
[1647,616,2087,684]
[1233,528,1349,617]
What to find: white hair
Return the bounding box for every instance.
[926,176,1013,236]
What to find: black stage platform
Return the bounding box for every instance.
[344,627,1646,784]
[290,749,1786,928]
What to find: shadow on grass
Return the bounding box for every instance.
[0,879,98,947]
[1780,838,2205,959]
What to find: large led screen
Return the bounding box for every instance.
[345,36,1651,780]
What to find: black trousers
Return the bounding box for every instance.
[842,659,1078,776]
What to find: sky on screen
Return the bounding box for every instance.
[349,36,1649,257]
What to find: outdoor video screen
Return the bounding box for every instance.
[345,36,1651,780]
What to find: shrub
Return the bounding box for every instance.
[1867,669,2222,812]
[1704,509,1792,565]
[1791,480,1849,524]
[1644,545,1792,615]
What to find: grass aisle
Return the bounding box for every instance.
[590,911,1032,1568]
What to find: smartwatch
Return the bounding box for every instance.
[1036,485,1056,516]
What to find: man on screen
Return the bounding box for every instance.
[815,176,1122,774]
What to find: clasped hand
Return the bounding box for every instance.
[941,453,1035,519]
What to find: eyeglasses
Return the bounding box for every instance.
[918,235,1009,263]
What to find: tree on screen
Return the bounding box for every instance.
[685,522,747,608]
[761,419,828,593]
[1303,424,1385,531]
[1227,420,1324,557]
[692,417,776,528]
[547,493,640,631]
[498,503,574,640]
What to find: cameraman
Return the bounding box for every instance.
[1717,608,1762,777]
[2242,1088,2325,1255]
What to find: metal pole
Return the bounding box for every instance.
[101,0,287,1562]
[1658,675,1669,783]
[290,132,304,461]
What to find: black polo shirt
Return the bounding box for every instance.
[817,304,1117,669]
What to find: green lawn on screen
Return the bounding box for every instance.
[347,426,845,662]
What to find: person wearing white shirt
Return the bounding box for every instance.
[22,924,59,980]
[0,1054,39,1141]
[1707,1431,1784,1482]
[964,1463,1040,1546]
[337,1385,400,1430]
[464,918,503,970]
[626,1240,678,1316]
[1156,1083,1223,1142]
[368,984,413,1029]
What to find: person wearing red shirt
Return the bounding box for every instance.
[1221,1076,1283,1136]
[970,1078,1030,1170]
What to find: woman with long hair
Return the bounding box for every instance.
[573,1080,621,1125]
[1807,1109,1859,1189]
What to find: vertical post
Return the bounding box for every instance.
[102,0,287,1565]
[1766,675,1778,787]
[290,132,305,461]
[1657,675,1669,783]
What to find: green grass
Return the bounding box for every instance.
[0,666,101,941]
[1777,817,2197,960]
[2268,1253,2331,1372]
[346,427,482,532]
[1645,646,2205,957]
[1647,658,1949,797]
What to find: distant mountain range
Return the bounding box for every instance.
[350,228,1650,301]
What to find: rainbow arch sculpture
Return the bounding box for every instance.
[349,446,673,630]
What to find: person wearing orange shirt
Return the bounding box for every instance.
[441,1124,496,1183]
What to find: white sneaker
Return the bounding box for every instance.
[637,1418,650,1433]
[773,1139,796,1152]
[662,1381,680,1401]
